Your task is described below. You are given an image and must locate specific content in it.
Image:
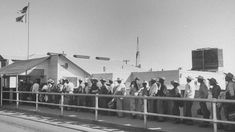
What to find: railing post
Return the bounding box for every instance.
[35,92,38,111]
[16,91,19,109]
[95,94,98,121]
[61,93,64,116]
[144,96,147,128]
[212,99,217,132]
[16,75,19,109]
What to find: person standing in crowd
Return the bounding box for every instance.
[157,77,168,122]
[224,73,235,121]
[169,80,182,123]
[114,78,126,117]
[148,78,159,120]
[64,79,75,110]
[31,79,40,101]
[74,79,84,111]
[99,79,109,115]
[183,76,195,125]
[90,78,99,110]
[208,77,222,128]
[107,80,114,94]
[129,77,140,118]
[137,81,149,119]
[197,75,210,127]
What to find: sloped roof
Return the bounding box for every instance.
[0,57,49,75]
[67,57,146,80]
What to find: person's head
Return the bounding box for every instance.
[186,76,193,83]
[109,80,113,84]
[159,77,165,84]
[150,78,156,85]
[208,78,217,86]
[64,79,69,84]
[100,79,106,85]
[117,78,122,84]
[171,80,179,88]
[79,79,83,84]
[197,76,205,84]
[135,77,140,83]
[225,72,234,82]
[142,81,148,87]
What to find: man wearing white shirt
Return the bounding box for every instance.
[183,76,195,125]
[148,78,159,120]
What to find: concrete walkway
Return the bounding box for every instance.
[2,104,227,132]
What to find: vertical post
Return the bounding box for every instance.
[60,93,64,116]
[0,77,3,107]
[27,2,30,60]
[35,92,38,111]
[16,75,19,109]
[95,94,98,120]
[144,97,147,128]
[212,100,217,132]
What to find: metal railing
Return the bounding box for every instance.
[1,91,235,132]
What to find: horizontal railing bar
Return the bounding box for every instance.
[3,91,235,103]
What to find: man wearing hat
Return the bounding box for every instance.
[113,78,126,117]
[156,77,168,122]
[224,72,235,121]
[197,75,210,127]
[136,81,149,119]
[148,78,159,120]
[99,79,109,115]
[129,77,141,118]
[169,80,182,123]
[183,76,195,125]
[208,77,222,128]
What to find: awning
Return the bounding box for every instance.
[0,57,49,75]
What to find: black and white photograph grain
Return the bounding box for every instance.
[0,0,235,132]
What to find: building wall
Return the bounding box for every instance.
[57,56,90,86]
[127,70,180,89]
[47,55,59,84]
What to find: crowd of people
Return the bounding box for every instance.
[17,72,235,130]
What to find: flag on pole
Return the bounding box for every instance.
[17,6,28,14]
[16,15,25,22]
[16,5,28,23]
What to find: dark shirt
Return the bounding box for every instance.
[90,84,99,94]
[199,83,208,99]
[211,85,221,99]
[99,85,108,94]
[157,84,167,96]
[169,87,181,98]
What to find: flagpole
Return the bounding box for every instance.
[27,2,30,60]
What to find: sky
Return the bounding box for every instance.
[0,0,235,74]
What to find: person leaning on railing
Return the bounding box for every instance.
[129,77,141,119]
[197,75,210,127]
[113,78,126,118]
[148,78,159,120]
[183,76,195,125]
[98,79,109,115]
[136,81,149,119]
[156,77,168,122]
[208,77,222,129]
[224,73,235,121]
[169,80,182,124]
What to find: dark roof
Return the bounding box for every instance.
[0,57,49,75]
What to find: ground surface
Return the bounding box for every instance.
[1,104,229,132]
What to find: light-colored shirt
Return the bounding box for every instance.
[32,83,39,93]
[149,83,159,96]
[184,82,195,99]
[65,82,75,94]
